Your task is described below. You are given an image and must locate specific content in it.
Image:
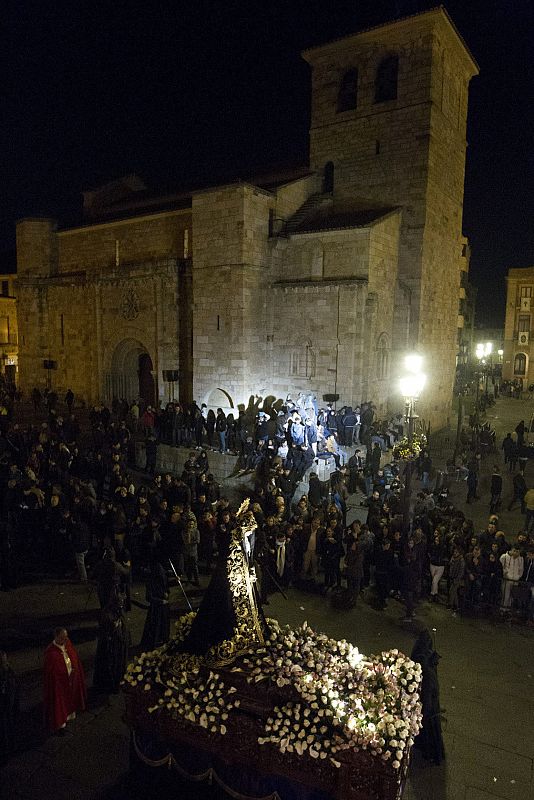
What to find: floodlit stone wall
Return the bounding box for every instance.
[304,8,478,427]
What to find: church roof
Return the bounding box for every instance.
[74,166,314,226]
[289,206,399,235]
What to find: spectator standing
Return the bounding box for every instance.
[500,545,524,609]
[501,433,514,465]
[428,530,447,602]
[65,389,74,413]
[447,546,465,612]
[215,408,227,454]
[508,471,527,513]
[489,466,502,513]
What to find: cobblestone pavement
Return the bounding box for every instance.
[2,395,534,800]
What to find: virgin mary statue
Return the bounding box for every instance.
[178,500,269,666]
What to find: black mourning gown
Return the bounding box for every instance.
[411,629,446,764]
[93,608,131,691]
[178,527,268,664]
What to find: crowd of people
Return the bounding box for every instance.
[0,381,533,754]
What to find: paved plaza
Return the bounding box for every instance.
[1,394,534,800]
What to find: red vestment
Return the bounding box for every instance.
[43,639,87,731]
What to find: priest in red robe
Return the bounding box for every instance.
[43,627,87,732]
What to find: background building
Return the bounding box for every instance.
[0,274,18,384]
[503,267,534,385]
[16,7,477,427]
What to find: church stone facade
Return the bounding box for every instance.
[16,8,477,428]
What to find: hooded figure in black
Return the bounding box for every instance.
[140,548,171,651]
[410,629,445,764]
[93,593,131,692]
[0,651,18,762]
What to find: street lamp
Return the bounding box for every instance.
[400,354,426,529]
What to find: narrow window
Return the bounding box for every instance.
[514,353,527,376]
[375,140,381,155]
[60,314,65,346]
[337,68,358,112]
[183,229,190,258]
[268,209,275,237]
[217,315,220,331]
[323,161,334,194]
[375,55,399,103]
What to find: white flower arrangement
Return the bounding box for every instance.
[123,615,422,771]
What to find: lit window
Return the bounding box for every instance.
[375,55,398,103]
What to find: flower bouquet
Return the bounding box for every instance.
[392,433,427,461]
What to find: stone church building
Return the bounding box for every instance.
[16,7,477,428]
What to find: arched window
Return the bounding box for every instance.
[337,68,358,112]
[289,342,315,379]
[514,352,527,376]
[375,55,399,103]
[323,161,334,194]
[376,333,390,380]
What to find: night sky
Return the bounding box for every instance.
[3,0,534,324]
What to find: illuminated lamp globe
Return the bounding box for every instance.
[404,353,423,374]
[400,372,426,400]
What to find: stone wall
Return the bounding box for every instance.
[191,184,273,409]
[57,210,190,272]
[135,441,239,484]
[16,261,181,403]
[303,7,478,428]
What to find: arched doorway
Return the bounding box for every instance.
[106,339,155,406]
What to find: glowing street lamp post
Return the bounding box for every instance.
[400,355,426,529]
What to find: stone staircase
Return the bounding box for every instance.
[281,192,333,235]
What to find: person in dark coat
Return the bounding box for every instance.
[140,549,171,651]
[400,538,419,620]
[320,526,344,589]
[489,466,503,513]
[374,537,394,608]
[466,464,478,504]
[344,529,364,602]
[0,651,18,762]
[508,471,527,512]
[93,594,131,692]
[501,433,514,465]
[515,420,526,448]
[145,433,158,475]
[410,629,445,764]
